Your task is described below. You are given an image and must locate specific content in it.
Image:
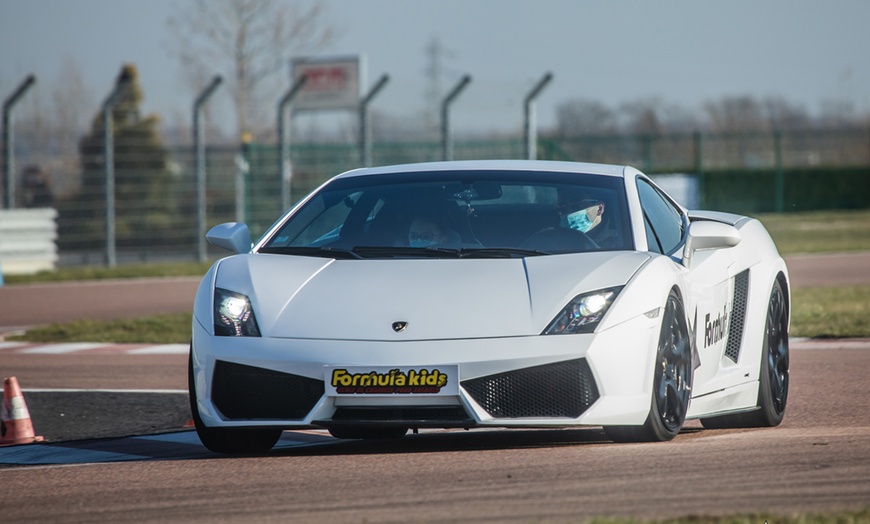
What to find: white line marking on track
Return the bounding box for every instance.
[20,343,115,354]
[0,342,189,355]
[22,388,188,394]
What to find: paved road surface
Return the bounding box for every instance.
[1,343,867,522]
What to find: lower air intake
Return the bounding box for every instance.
[462,359,599,419]
[212,360,323,420]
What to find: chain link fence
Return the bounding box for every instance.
[2,126,869,268]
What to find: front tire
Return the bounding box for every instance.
[605,290,692,442]
[701,279,789,429]
[188,348,283,454]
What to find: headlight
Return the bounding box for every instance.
[543,286,622,335]
[214,288,261,337]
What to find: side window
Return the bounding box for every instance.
[637,179,683,254]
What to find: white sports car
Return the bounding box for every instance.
[189,160,790,454]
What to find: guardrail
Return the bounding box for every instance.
[0,208,58,279]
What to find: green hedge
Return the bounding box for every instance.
[700,167,870,214]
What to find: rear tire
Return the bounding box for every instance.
[605,290,692,442]
[701,279,789,429]
[188,348,282,454]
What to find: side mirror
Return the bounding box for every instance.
[206,222,252,254]
[683,221,741,268]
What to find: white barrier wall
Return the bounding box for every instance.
[0,208,58,275]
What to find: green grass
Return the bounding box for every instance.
[3,261,214,285]
[585,508,870,523]
[753,209,870,255]
[14,313,194,344]
[790,286,870,338]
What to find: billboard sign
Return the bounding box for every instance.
[291,56,362,111]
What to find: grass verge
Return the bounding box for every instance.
[753,209,870,255]
[3,261,214,285]
[790,286,870,338]
[13,314,193,344]
[586,508,870,523]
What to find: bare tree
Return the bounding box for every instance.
[555,99,617,136]
[704,96,769,133]
[51,57,93,195]
[762,97,810,130]
[167,0,333,140]
[620,98,665,136]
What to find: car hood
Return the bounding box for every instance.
[212,251,650,340]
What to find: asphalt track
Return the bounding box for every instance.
[0,253,868,522]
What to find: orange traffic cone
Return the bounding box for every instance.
[1,377,44,445]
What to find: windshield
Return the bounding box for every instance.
[260,170,633,258]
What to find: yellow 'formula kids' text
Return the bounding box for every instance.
[331,368,449,394]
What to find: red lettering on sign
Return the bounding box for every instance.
[304,67,347,90]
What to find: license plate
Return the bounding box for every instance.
[324,366,459,396]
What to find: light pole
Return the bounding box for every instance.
[524,72,553,160]
[441,74,472,161]
[193,75,223,262]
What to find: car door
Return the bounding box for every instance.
[636,178,737,396]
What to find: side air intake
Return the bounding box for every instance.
[725,270,749,362]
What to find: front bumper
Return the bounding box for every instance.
[190,312,660,429]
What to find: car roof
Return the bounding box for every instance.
[333,160,633,180]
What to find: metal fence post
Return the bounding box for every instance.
[694,131,705,209]
[101,82,125,268]
[236,136,250,225]
[360,74,390,167]
[441,75,472,161]
[277,75,308,212]
[2,75,36,209]
[193,75,223,263]
[524,72,552,160]
[774,130,784,213]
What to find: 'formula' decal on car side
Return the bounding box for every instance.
[704,304,730,348]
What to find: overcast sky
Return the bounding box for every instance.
[2,0,869,136]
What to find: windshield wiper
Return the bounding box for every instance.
[351,246,462,258]
[258,246,363,259]
[457,247,551,258]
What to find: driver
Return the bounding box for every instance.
[556,187,604,234]
[408,214,461,248]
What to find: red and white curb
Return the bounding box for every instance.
[0,342,189,355]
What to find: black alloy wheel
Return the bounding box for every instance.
[605,289,692,442]
[701,278,789,429]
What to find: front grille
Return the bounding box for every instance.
[462,359,599,419]
[211,360,323,420]
[725,270,750,362]
[324,406,472,427]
